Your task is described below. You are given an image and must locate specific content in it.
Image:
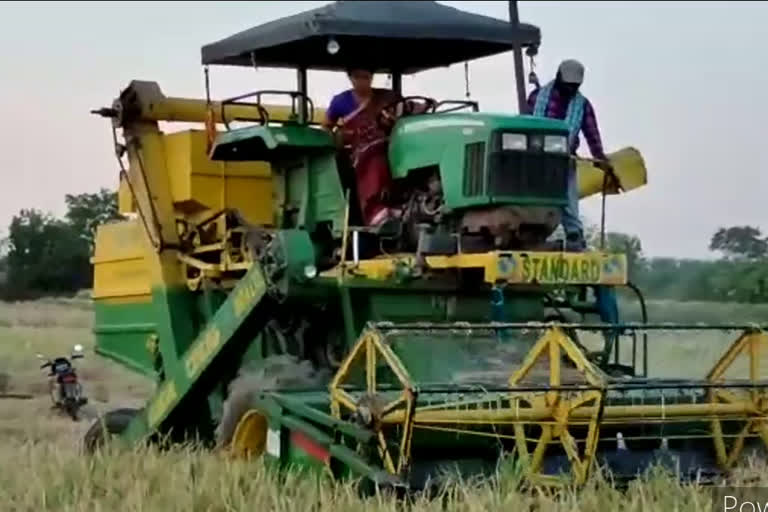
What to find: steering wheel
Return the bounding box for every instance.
[377,96,437,131]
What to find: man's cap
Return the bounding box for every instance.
[558,59,585,84]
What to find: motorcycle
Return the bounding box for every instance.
[37,344,88,421]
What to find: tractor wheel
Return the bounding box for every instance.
[216,355,328,450]
[83,407,140,454]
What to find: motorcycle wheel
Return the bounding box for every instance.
[48,379,60,407]
[65,400,80,421]
[62,383,82,421]
[83,408,140,454]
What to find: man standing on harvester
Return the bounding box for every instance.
[527,58,616,252]
[529,59,621,358]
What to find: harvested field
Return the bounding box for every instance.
[1,297,767,511]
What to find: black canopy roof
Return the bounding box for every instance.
[201,1,540,74]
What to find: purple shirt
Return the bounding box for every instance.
[326,88,396,125]
[327,89,359,124]
[527,87,606,160]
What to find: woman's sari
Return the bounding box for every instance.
[338,89,399,226]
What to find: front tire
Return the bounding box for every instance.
[216,355,327,449]
[62,382,82,421]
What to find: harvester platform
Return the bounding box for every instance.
[222,321,768,489]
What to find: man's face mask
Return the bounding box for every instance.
[559,81,580,97]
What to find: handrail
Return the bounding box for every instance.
[220,90,315,130]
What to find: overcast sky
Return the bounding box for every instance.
[1,1,765,259]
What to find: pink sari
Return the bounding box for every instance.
[339,90,399,226]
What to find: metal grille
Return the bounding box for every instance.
[487,151,569,200]
[462,142,486,197]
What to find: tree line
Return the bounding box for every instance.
[0,189,766,304]
[587,225,768,303]
[0,189,123,300]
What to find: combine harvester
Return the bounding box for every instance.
[85,0,768,489]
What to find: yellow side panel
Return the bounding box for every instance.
[578,146,648,199]
[91,220,151,300]
[189,175,274,227]
[224,176,273,226]
[118,172,136,214]
[163,130,273,225]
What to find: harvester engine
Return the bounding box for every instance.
[396,167,446,249]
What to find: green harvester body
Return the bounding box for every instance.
[86,0,768,491]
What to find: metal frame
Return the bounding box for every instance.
[327,321,768,486]
[329,329,417,476]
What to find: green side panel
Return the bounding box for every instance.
[388,112,571,210]
[277,153,345,234]
[281,160,308,227]
[307,153,346,234]
[389,112,568,181]
[354,290,544,324]
[388,113,490,181]
[274,230,320,284]
[122,262,272,443]
[215,125,347,236]
[209,124,334,162]
[93,288,204,380]
[92,299,157,377]
[151,284,201,377]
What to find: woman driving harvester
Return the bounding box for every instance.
[323,66,425,227]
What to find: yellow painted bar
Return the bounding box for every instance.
[326,250,627,285]
[577,146,647,199]
[114,82,325,125]
[146,97,325,125]
[380,401,756,425]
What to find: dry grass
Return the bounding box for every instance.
[2,443,765,512]
[1,297,768,510]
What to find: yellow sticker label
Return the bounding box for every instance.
[185,327,222,379]
[496,252,626,285]
[232,269,266,318]
[147,380,178,428]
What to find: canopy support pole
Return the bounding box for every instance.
[391,72,402,96]
[508,0,528,114]
[297,66,308,123]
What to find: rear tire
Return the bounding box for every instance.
[83,408,140,454]
[62,382,82,421]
